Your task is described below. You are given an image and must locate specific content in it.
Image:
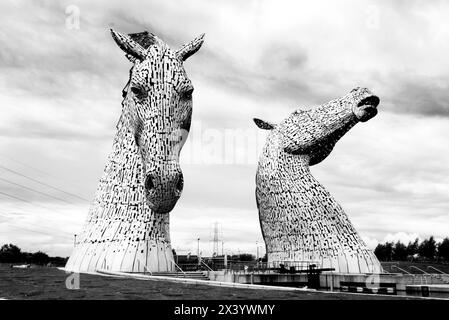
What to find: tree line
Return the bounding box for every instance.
[4,238,449,266]
[374,236,449,262]
[0,244,68,266]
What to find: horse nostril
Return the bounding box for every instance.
[176,174,184,192]
[358,95,380,108]
[145,175,154,191]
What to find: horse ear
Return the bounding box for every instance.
[110,29,148,62]
[176,33,205,61]
[253,118,275,130]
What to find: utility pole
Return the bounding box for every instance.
[211,222,223,257]
[212,222,219,257]
[74,234,77,247]
[256,241,259,262]
[197,237,201,266]
[224,248,227,269]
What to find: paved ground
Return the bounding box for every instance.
[0,264,419,300]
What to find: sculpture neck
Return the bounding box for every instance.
[258,130,311,179]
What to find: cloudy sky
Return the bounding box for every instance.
[0,0,448,257]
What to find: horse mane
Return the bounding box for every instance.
[120,31,158,96]
[116,32,156,131]
[128,31,157,49]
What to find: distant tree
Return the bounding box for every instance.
[386,242,394,261]
[392,241,408,261]
[437,238,449,262]
[406,238,419,258]
[29,251,50,265]
[0,243,67,266]
[374,244,384,260]
[48,256,68,267]
[374,243,386,260]
[374,242,394,261]
[238,254,255,262]
[0,244,23,263]
[418,236,437,260]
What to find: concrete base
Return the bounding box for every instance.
[406,284,449,293]
[96,269,312,292]
[65,240,175,273]
[206,270,449,292]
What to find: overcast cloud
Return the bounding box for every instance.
[0,0,448,257]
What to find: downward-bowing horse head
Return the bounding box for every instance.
[111,29,205,214]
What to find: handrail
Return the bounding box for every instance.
[271,260,320,269]
[142,264,152,276]
[137,259,152,276]
[171,260,186,277]
[391,265,412,275]
[201,260,213,272]
[410,266,430,274]
[427,266,447,275]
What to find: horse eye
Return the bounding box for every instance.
[183,88,193,99]
[131,86,147,98]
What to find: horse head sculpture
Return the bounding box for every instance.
[254,88,383,273]
[111,29,204,213]
[255,87,379,165]
[65,29,204,273]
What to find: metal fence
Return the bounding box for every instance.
[174,259,321,273]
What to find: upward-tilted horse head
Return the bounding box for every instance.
[254,87,380,166]
[111,29,204,214]
[253,87,383,273]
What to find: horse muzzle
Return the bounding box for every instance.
[144,170,184,214]
[354,95,380,122]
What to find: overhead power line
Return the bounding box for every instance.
[0,154,58,179]
[0,190,88,218]
[0,210,74,241]
[0,209,80,235]
[0,164,90,202]
[0,154,87,190]
[3,223,73,241]
[0,190,35,205]
[0,177,74,205]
